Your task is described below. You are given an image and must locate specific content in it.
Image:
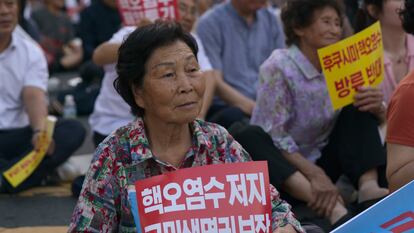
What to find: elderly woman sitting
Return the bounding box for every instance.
[232,0,388,230]
[68,22,303,233]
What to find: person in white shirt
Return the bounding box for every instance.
[0,0,85,193]
[89,0,216,146]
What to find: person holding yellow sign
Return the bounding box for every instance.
[232,0,388,230]
[0,0,86,193]
[354,0,414,106]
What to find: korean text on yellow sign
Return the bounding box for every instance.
[318,21,384,110]
[3,116,57,188]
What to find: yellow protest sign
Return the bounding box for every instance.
[318,21,384,110]
[3,116,57,188]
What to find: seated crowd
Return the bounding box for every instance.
[0,0,413,232]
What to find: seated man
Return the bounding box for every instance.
[197,0,285,128]
[77,0,121,61]
[31,0,83,73]
[0,0,86,193]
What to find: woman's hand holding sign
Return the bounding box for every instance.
[32,131,55,155]
[354,86,386,122]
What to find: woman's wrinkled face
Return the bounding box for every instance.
[296,6,342,49]
[134,40,205,124]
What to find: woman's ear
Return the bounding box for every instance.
[366,4,380,19]
[293,27,305,37]
[132,86,145,109]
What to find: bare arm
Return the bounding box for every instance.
[215,71,255,116]
[23,86,51,151]
[23,86,48,131]
[92,42,121,66]
[387,143,414,192]
[282,151,325,178]
[282,151,339,217]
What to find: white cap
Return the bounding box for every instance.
[65,94,75,105]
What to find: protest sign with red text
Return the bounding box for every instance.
[318,21,384,110]
[131,161,272,233]
[117,0,179,26]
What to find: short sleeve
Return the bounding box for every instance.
[251,61,299,154]
[109,26,137,44]
[193,34,213,71]
[386,80,414,147]
[23,43,48,91]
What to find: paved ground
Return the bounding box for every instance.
[0,115,95,229]
[0,73,353,231]
[0,196,75,227]
[0,180,77,229]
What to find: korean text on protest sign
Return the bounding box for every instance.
[318,21,384,110]
[131,161,272,233]
[3,116,57,187]
[117,0,179,26]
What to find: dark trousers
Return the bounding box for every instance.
[231,105,387,190]
[0,119,86,193]
[206,104,248,129]
[92,131,107,148]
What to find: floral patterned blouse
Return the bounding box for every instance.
[251,45,340,162]
[68,118,303,233]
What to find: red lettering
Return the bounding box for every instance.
[380,211,414,233]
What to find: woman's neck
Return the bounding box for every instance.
[382,25,406,55]
[299,43,322,72]
[143,116,192,167]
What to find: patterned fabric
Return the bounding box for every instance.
[68,118,303,233]
[251,45,340,162]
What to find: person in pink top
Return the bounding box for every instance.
[355,0,414,105]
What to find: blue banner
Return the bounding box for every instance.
[332,180,414,233]
[128,188,142,233]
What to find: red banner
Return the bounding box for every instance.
[117,0,179,26]
[134,161,272,233]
